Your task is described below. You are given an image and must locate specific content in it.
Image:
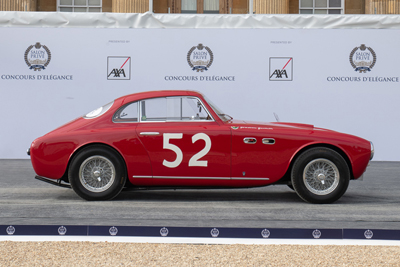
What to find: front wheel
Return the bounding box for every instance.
[291,147,350,204]
[69,145,126,200]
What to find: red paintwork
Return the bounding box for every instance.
[30,90,372,188]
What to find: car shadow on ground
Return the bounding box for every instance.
[113,188,302,203]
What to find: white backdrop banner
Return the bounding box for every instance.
[0,13,399,160]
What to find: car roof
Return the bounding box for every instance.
[117,90,204,105]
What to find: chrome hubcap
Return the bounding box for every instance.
[303,158,339,195]
[79,156,115,192]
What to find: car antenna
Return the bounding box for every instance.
[273,113,280,122]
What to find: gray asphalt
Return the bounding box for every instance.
[0,160,399,229]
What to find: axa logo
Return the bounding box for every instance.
[24,42,51,71]
[269,57,293,81]
[107,56,131,80]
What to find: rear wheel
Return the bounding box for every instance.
[291,147,350,204]
[69,145,126,200]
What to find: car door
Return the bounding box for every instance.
[136,96,231,186]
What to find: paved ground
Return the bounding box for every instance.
[0,160,399,229]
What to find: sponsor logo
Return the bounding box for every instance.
[269,57,293,81]
[160,227,169,237]
[326,44,398,83]
[109,226,118,236]
[107,56,131,80]
[210,228,220,238]
[261,229,270,238]
[231,126,239,130]
[364,229,373,239]
[6,226,15,235]
[1,43,73,81]
[350,44,376,73]
[187,44,213,72]
[312,229,322,239]
[25,42,51,71]
[58,226,67,235]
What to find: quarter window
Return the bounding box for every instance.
[113,102,138,122]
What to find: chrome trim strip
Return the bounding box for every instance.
[262,138,275,145]
[132,175,270,181]
[154,176,231,180]
[232,177,270,180]
[139,132,160,136]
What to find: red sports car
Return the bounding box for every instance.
[29,90,374,203]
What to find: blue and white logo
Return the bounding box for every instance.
[210,228,219,238]
[109,226,118,236]
[364,229,373,239]
[187,44,213,72]
[261,229,270,238]
[312,229,322,239]
[350,44,376,73]
[160,227,169,237]
[6,226,15,235]
[25,42,51,71]
[58,226,67,235]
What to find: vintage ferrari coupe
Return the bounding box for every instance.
[29,90,374,203]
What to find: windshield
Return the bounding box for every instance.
[203,95,232,122]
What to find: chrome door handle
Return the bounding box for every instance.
[139,132,160,136]
[243,137,257,144]
[262,138,275,145]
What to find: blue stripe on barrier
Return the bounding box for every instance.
[1,225,399,240]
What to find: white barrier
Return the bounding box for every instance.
[0,12,399,160]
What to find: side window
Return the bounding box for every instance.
[141,98,167,121]
[113,102,138,122]
[140,96,213,122]
[181,97,211,120]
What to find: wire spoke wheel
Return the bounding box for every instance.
[303,158,339,195]
[291,147,350,204]
[79,155,116,193]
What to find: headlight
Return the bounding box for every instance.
[370,141,374,160]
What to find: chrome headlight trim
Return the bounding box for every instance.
[370,141,374,160]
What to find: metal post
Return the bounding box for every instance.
[249,0,253,14]
[149,0,153,13]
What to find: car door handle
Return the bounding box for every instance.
[262,138,275,145]
[243,137,257,144]
[139,132,160,136]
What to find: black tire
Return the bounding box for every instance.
[68,145,126,201]
[291,147,350,204]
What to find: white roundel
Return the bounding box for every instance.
[6,226,15,235]
[109,226,118,236]
[364,229,373,239]
[58,226,67,235]
[160,227,169,237]
[261,229,270,238]
[210,228,219,238]
[312,229,321,239]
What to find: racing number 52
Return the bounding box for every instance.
[162,133,211,168]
